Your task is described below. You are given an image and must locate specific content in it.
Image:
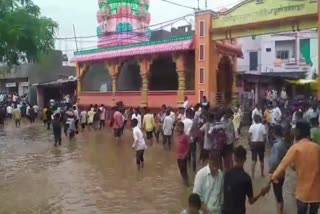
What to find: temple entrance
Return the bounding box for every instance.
[117,60,141,91]
[217,56,233,105]
[149,56,178,91]
[82,63,112,92]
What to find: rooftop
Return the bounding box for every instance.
[72,35,194,63]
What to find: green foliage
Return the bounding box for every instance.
[0,0,58,65]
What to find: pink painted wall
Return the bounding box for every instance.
[79,91,196,108]
[79,92,113,106]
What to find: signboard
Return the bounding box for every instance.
[213,0,318,29]
[19,82,29,87]
[5,82,16,88]
[211,0,318,40]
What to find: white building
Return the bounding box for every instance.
[237,30,318,102]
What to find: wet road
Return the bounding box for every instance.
[0,120,297,214]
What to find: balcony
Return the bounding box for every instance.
[238,58,310,74]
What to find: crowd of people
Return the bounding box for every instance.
[0,94,39,128]
[0,93,319,214]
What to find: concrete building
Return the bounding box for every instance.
[0,50,76,105]
[237,30,318,103]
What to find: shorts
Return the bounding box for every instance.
[113,128,122,137]
[250,141,265,162]
[81,123,86,129]
[136,150,144,164]
[146,131,153,140]
[273,176,285,203]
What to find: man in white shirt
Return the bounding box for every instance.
[183,109,195,171]
[99,104,106,128]
[248,115,267,179]
[33,104,39,118]
[163,110,175,150]
[193,151,224,214]
[182,96,189,109]
[280,88,287,100]
[131,108,142,128]
[6,105,13,119]
[270,103,282,126]
[132,118,146,171]
[183,115,193,136]
[251,104,262,124]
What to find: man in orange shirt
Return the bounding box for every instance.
[270,121,320,214]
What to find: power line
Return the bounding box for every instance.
[59,16,193,52]
[55,14,194,40]
[157,0,197,10]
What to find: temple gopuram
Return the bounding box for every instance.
[72,0,243,108]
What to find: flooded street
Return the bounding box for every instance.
[0,121,297,214]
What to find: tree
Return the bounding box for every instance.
[0,0,58,65]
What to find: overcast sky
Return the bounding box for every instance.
[33,0,241,56]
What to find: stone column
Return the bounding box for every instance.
[106,62,120,104]
[138,58,152,107]
[231,56,238,107]
[77,63,90,95]
[174,54,186,107]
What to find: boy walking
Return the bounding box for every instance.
[268,126,287,214]
[176,121,190,186]
[248,115,267,178]
[12,105,21,127]
[132,118,146,171]
[223,146,267,214]
[162,110,174,150]
[53,114,62,146]
[142,108,155,145]
[80,109,87,132]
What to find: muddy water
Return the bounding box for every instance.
[0,121,297,214]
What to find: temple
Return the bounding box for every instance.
[72,0,243,108]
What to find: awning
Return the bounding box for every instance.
[32,78,77,87]
[286,79,317,90]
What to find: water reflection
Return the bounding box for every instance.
[0,122,296,213]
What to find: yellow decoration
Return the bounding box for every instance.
[286,79,317,90]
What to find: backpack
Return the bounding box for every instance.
[207,122,227,151]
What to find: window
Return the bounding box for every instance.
[200,68,204,84]
[199,21,205,37]
[249,51,258,71]
[199,44,205,60]
[266,48,271,52]
[276,50,289,60]
[199,90,204,102]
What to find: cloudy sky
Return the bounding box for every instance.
[33,0,241,56]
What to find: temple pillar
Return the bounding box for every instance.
[232,56,239,107]
[174,54,186,107]
[77,63,90,95]
[138,58,152,107]
[106,62,120,103]
[195,11,217,106]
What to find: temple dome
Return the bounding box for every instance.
[97,0,151,48]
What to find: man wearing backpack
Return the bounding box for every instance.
[200,110,227,168]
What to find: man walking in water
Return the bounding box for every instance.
[113,106,124,143]
[269,121,320,214]
[193,151,224,214]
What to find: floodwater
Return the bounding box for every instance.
[0,120,298,214]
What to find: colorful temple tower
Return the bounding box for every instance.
[96,0,151,48]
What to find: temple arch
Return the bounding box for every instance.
[117,60,142,91]
[149,56,178,91]
[82,63,112,92]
